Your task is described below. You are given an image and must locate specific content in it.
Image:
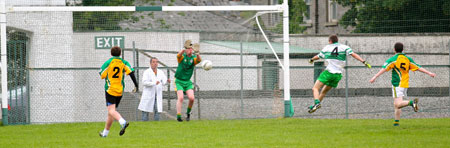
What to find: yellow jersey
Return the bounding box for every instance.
[383,53,421,88]
[99,56,134,96]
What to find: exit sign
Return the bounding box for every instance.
[95,36,125,49]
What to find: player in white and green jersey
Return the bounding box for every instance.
[308,35,372,113]
[370,42,435,126]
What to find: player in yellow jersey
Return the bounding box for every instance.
[370,42,435,126]
[98,46,139,137]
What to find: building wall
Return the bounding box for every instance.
[303,0,352,35]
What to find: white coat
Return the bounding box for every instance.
[138,68,167,112]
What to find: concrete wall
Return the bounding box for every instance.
[7,11,76,123]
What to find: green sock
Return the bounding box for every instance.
[177,113,181,119]
[187,107,192,114]
[393,120,399,126]
[408,100,413,106]
[314,99,320,105]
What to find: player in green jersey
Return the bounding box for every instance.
[175,40,202,122]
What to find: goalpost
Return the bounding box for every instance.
[1,0,292,125]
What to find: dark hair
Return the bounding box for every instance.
[111,46,121,56]
[150,57,158,62]
[329,34,338,43]
[394,42,403,53]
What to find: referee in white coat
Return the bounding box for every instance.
[138,57,170,121]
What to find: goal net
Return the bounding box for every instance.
[2,0,301,124]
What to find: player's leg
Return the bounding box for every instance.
[110,96,129,136]
[309,80,324,113]
[185,89,195,121]
[176,90,185,122]
[392,87,410,126]
[100,113,114,137]
[318,85,333,102]
[312,80,325,101]
[393,96,404,126]
[403,88,419,112]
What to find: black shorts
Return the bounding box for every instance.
[105,91,122,108]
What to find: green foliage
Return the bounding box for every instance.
[337,0,450,33]
[276,0,307,34]
[177,12,185,16]
[240,11,256,19]
[170,0,176,3]
[131,15,140,23]
[148,12,155,19]
[73,0,135,31]
[168,3,174,6]
[0,119,449,147]
[157,18,171,29]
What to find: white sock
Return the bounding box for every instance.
[118,118,126,126]
[102,129,109,136]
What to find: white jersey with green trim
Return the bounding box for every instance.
[317,43,354,74]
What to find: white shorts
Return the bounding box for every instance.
[392,86,407,98]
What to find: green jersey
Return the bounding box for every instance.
[175,53,201,81]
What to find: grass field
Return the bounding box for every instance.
[1,118,449,147]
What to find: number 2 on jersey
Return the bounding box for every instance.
[112,67,120,78]
[331,47,339,56]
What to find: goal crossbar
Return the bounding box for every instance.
[7,5,283,12]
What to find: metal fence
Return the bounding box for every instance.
[3,51,450,124]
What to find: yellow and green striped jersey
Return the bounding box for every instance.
[383,53,421,88]
[99,56,134,96]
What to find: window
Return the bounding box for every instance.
[327,0,338,22]
[304,0,311,23]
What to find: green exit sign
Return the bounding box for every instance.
[95,36,125,49]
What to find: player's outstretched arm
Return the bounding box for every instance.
[351,53,371,68]
[369,68,387,83]
[417,68,436,78]
[129,71,139,92]
[193,43,202,63]
[308,55,320,64]
[177,49,185,56]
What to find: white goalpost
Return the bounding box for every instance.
[0,0,292,125]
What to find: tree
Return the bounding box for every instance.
[73,0,135,31]
[272,0,308,34]
[337,0,450,33]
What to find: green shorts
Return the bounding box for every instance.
[317,70,342,88]
[175,79,194,92]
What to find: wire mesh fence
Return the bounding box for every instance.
[1,0,450,125]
